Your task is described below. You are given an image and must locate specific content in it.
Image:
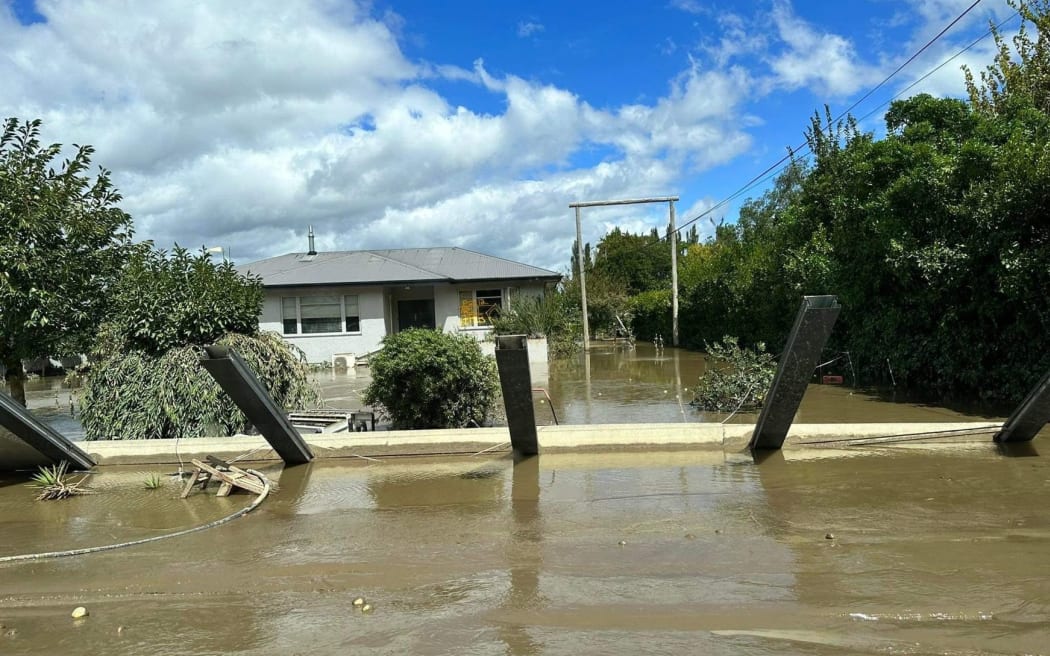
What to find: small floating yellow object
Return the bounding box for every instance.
[361,604,373,613]
[352,597,366,607]
[71,607,89,619]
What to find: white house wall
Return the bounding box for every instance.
[260,285,387,364]
[260,281,551,364]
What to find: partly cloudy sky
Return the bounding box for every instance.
[1,0,1016,272]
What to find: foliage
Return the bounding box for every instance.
[692,337,777,412]
[592,227,670,295]
[565,228,676,341]
[80,331,318,440]
[562,269,632,339]
[791,94,1050,400]
[79,244,316,440]
[28,461,91,501]
[109,246,263,356]
[965,0,1050,115]
[142,472,163,489]
[629,289,671,341]
[0,118,137,404]
[362,329,499,429]
[674,47,1050,403]
[490,291,581,358]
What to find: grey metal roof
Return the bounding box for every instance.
[238,247,562,288]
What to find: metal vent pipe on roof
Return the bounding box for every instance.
[307,225,317,255]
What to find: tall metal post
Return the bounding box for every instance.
[669,200,679,347]
[575,205,590,351]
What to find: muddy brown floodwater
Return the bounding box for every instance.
[2,444,1050,655]
[312,342,1009,428]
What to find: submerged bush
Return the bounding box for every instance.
[80,331,319,440]
[363,329,498,429]
[692,336,776,412]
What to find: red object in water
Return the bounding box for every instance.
[822,375,844,385]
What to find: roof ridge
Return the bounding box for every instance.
[446,246,560,276]
[241,251,356,278]
[362,249,451,280]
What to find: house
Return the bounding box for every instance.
[238,246,562,365]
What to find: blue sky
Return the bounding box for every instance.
[0,0,1017,271]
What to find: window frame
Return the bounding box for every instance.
[280,294,362,336]
[459,287,504,328]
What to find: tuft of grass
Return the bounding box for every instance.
[27,462,92,501]
[142,472,164,489]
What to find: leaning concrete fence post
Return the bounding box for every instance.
[750,295,841,451]
[495,335,539,457]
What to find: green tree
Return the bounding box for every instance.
[363,329,498,429]
[79,247,318,439]
[107,246,263,355]
[793,94,1049,399]
[592,227,670,295]
[966,0,1050,115]
[0,118,136,405]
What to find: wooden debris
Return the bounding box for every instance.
[180,458,266,498]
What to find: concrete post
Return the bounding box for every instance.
[495,335,539,456]
[750,295,840,451]
[200,345,314,464]
[994,369,1050,443]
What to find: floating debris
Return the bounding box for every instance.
[71,606,89,619]
[352,597,366,607]
[825,533,835,540]
[28,462,92,501]
[361,604,373,613]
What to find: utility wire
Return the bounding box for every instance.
[595,0,1001,257]
[663,0,990,242]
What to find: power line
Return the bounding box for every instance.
[603,0,1002,257]
[666,0,991,243]
[681,7,1019,243]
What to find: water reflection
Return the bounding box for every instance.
[10,343,1010,438]
[3,450,1050,654]
[500,456,542,655]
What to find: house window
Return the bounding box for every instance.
[282,298,298,335]
[459,288,503,327]
[281,295,361,335]
[344,295,360,332]
[300,296,342,334]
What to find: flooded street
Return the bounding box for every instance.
[2,446,1050,654]
[17,343,1006,438]
[6,343,1044,653]
[312,342,1008,428]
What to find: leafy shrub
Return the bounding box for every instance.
[363,329,498,429]
[692,336,776,412]
[491,292,580,358]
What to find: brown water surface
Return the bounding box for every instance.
[2,446,1049,654]
[309,343,1008,428]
